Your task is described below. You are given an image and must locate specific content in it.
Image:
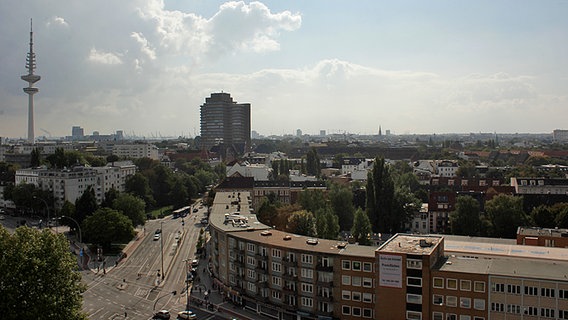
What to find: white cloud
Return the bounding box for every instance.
[47,16,68,28]
[87,48,123,65]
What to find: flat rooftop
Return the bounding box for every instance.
[378,234,443,255]
[209,191,270,233]
[517,226,568,238]
[444,239,568,262]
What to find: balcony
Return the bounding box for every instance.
[283,273,298,281]
[255,253,268,260]
[258,281,269,288]
[283,259,296,267]
[283,286,297,294]
[317,294,334,302]
[316,264,333,272]
[317,280,334,287]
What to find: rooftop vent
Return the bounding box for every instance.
[260,231,272,236]
[419,239,433,248]
[283,235,292,241]
[337,242,347,249]
[306,238,319,245]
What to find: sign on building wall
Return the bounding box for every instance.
[379,254,402,288]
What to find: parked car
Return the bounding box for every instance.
[153,310,170,319]
[176,310,197,319]
[153,233,161,241]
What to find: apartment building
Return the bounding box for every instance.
[209,191,568,320]
[111,143,159,160]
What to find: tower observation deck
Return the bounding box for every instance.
[21,19,41,143]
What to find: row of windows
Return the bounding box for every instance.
[431,313,485,320]
[432,295,485,310]
[341,290,373,303]
[342,306,373,318]
[341,275,374,287]
[433,278,485,292]
[341,260,373,272]
[491,303,558,318]
[492,283,566,298]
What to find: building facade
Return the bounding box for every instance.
[200,92,251,153]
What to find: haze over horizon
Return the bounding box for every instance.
[1,1,567,139]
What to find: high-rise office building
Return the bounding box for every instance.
[200,92,251,153]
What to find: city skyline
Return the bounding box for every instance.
[1,1,567,139]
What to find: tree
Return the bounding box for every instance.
[351,208,372,245]
[485,194,529,238]
[306,147,321,177]
[299,189,327,214]
[257,197,278,227]
[125,173,155,208]
[112,193,146,226]
[553,203,568,228]
[148,165,175,207]
[392,186,422,232]
[366,157,395,233]
[82,208,135,250]
[450,196,481,236]
[75,186,98,225]
[0,226,87,320]
[329,183,355,231]
[530,205,556,228]
[315,209,340,240]
[286,210,317,237]
[30,148,41,167]
[101,187,120,208]
[169,178,189,211]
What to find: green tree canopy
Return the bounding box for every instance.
[329,183,355,231]
[75,186,98,224]
[125,172,155,208]
[306,147,321,177]
[112,193,146,226]
[485,194,529,238]
[169,178,189,210]
[366,157,396,233]
[351,208,372,245]
[82,208,135,250]
[286,210,317,237]
[450,196,481,236]
[299,189,328,215]
[0,226,87,320]
[530,205,556,228]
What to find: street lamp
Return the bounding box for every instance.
[33,196,50,228]
[59,215,85,270]
[160,221,164,280]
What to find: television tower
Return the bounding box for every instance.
[21,19,41,143]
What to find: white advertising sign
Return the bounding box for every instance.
[379,254,402,288]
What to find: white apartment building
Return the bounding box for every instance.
[341,158,374,181]
[112,143,159,160]
[15,162,136,209]
[436,160,459,178]
[227,162,271,180]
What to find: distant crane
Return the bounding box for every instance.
[40,128,51,137]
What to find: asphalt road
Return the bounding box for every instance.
[81,203,220,319]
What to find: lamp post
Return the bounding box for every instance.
[33,196,49,228]
[183,259,192,310]
[152,290,177,311]
[59,215,84,269]
[160,221,164,280]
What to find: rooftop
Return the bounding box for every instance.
[378,234,443,255]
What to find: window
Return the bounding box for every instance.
[446,314,457,320]
[272,248,281,258]
[301,297,313,308]
[363,277,373,288]
[407,277,422,287]
[301,283,313,293]
[247,256,256,266]
[407,294,422,304]
[247,243,255,252]
[299,268,312,279]
[507,284,520,294]
[446,296,457,307]
[492,283,505,292]
[247,269,256,280]
[433,312,443,320]
[352,261,361,271]
[271,262,281,273]
[473,317,485,320]
[247,282,256,292]
[301,254,313,265]
[507,304,521,314]
[474,299,485,310]
[363,293,372,303]
[352,308,361,317]
[540,308,555,318]
[407,259,422,269]
[352,276,361,287]
[342,290,351,300]
[524,285,538,296]
[433,277,444,288]
[473,281,485,292]
[406,311,422,320]
[342,260,351,270]
[363,262,372,272]
[271,276,281,287]
[460,280,471,291]
[560,289,568,299]
[342,306,351,315]
[342,275,351,285]
[433,294,443,305]
[271,290,281,299]
[491,302,504,312]
[352,291,361,301]
[541,287,556,298]
[447,279,458,290]
[459,316,471,320]
[460,297,471,309]
[363,308,372,318]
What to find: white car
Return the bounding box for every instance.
[176,310,197,319]
[153,233,161,241]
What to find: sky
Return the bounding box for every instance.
[1,0,567,139]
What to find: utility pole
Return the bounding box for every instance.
[160,221,164,280]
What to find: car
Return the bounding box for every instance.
[153,233,161,241]
[155,228,162,234]
[200,218,208,225]
[176,310,197,319]
[192,208,198,213]
[0,214,4,220]
[191,259,199,268]
[153,310,170,319]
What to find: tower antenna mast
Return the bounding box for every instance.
[21,18,41,143]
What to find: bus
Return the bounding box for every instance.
[172,206,191,218]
